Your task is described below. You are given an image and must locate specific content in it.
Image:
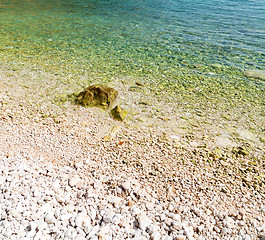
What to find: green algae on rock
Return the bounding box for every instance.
[110,105,128,121]
[76,85,118,109]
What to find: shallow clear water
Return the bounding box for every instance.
[1,0,265,78]
[0,0,265,120]
[0,0,265,150]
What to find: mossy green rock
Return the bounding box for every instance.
[111,105,128,121]
[76,84,118,109]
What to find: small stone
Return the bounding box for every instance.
[98,225,111,239]
[74,162,83,170]
[75,213,91,229]
[75,234,87,240]
[241,234,252,240]
[160,213,166,221]
[54,209,60,219]
[221,227,230,235]
[64,226,77,239]
[172,221,182,231]
[215,136,235,148]
[137,213,152,231]
[244,69,265,80]
[8,209,20,218]
[108,197,122,207]
[184,226,194,240]
[223,216,235,228]
[257,225,265,232]
[45,189,55,196]
[36,220,48,231]
[33,189,41,198]
[39,203,52,215]
[88,209,97,221]
[116,186,123,194]
[132,230,147,240]
[112,214,121,225]
[132,207,142,215]
[89,236,98,240]
[214,226,221,233]
[167,204,175,212]
[151,231,161,240]
[103,211,113,223]
[168,213,181,222]
[3,229,13,238]
[87,226,100,238]
[165,217,173,226]
[53,180,61,193]
[237,220,245,226]
[33,231,43,240]
[148,223,160,234]
[237,129,259,142]
[110,105,128,121]
[44,212,56,224]
[55,194,66,204]
[60,213,71,226]
[175,235,186,240]
[121,180,131,191]
[68,176,82,188]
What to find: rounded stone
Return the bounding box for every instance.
[44,213,56,224]
[68,176,82,188]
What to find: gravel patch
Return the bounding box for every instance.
[0,95,264,239]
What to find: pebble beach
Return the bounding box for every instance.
[1,0,265,238]
[0,66,265,240]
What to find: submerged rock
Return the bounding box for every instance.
[110,105,128,121]
[232,146,249,156]
[244,70,265,80]
[76,84,118,109]
[236,129,259,142]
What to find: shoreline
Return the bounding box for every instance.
[0,62,264,194]
[0,65,265,238]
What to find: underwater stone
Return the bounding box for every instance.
[128,86,143,92]
[76,84,118,109]
[233,146,249,156]
[236,129,259,142]
[110,105,128,121]
[244,70,265,80]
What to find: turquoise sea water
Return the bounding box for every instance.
[1,0,265,193]
[1,0,265,77]
[0,0,264,124]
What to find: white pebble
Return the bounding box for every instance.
[64,226,77,239]
[223,216,235,228]
[75,213,91,229]
[137,213,152,231]
[121,180,131,191]
[68,176,82,188]
[44,212,56,224]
